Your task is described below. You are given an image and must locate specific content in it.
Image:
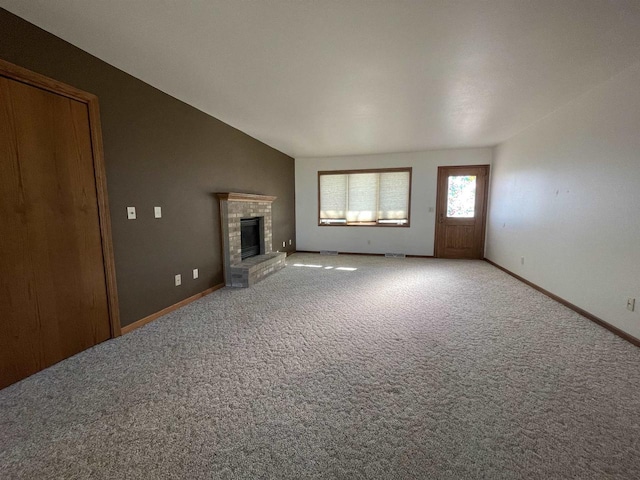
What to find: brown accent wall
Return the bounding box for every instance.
[0,9,296,327]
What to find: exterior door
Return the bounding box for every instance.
[0,61,119,389]
[434,165,490,259]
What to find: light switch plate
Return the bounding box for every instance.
[127,207,136,220]
[193,268,198,279]
[175,274,182,286]
[154,206,162,218]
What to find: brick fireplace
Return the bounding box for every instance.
[217,193,286,287]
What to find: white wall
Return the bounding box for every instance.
[486,62,640,338]
[296,148,492,256]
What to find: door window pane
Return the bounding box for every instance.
[447,175,476,217]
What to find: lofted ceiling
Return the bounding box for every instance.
[2,0,640,158]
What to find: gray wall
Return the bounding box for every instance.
[0,9,296,327]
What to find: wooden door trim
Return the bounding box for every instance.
[0,58,121,337]
[434,165,490,259]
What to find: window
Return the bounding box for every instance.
[446,175,476,218]
[318,168,411,226]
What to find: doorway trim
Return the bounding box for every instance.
[434,164,490,259]
[0,58,121,337]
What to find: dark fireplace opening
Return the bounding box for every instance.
[241,217,262,260]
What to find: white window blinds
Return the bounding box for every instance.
[378,171,410,220]
[319,174,347,220]
[347,173,378,222]
[319,168,411,225]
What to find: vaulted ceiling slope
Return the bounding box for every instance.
[3,1,640,158]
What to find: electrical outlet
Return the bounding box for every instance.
[282,241,286,248]
[154,206,162,218]
[127,207,136,220]
[289,239,292,245]
[628,298,636,312]
[175,274,182,286]
[193,268,198,279]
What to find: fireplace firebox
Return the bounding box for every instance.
[241,217,262,260]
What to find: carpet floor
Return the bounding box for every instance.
[1,253,640,479]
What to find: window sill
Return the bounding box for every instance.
[318,222,410,228]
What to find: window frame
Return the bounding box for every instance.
[317,167,412,227]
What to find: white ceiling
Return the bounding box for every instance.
[2,1,640,158]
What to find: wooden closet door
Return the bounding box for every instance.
[0,75,112,388]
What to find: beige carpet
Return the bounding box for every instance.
[1,253,640,479]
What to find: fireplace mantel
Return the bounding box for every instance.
[217,192,277,203]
